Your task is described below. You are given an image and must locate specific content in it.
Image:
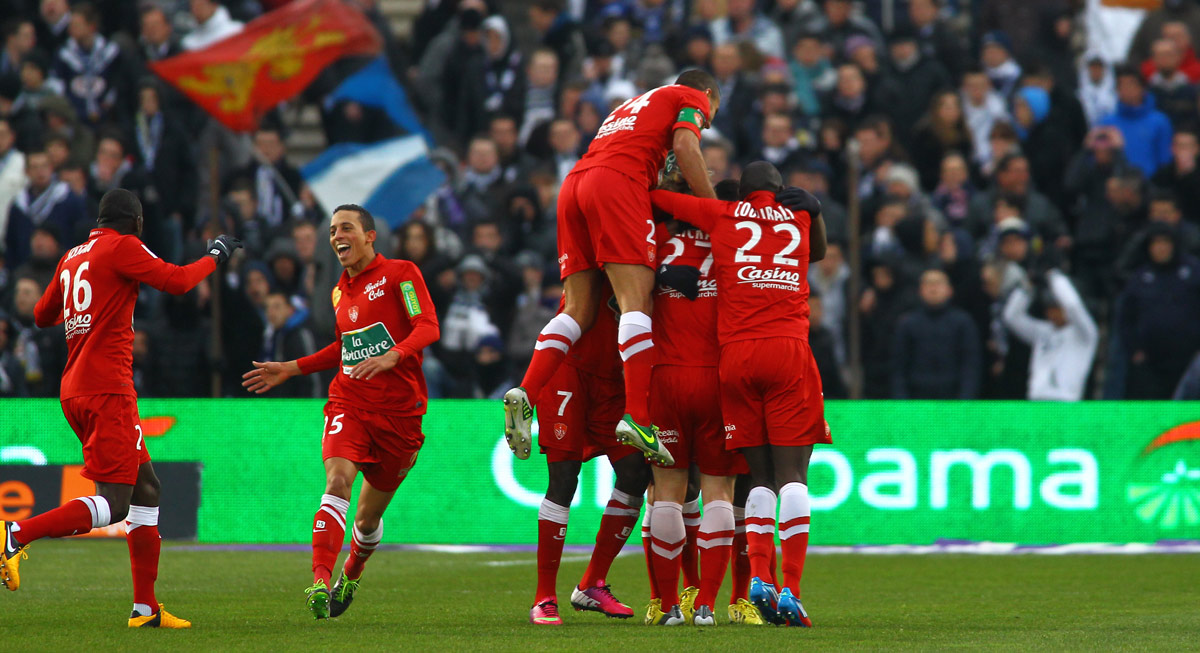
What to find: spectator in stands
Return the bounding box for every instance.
[1078,53,1117,129]
[909,0,966,80]
[789,32,836,118]
[263,290,322,398]
[825,62,878,131]
[816,0,884,57]
[1022,64,1089,160]
[710,42,757,157]
[809,241,849,365]
[977,0,1047,63]
[131,80,195,258]
[808,291,847,399]
[1003,269,1098,401]
[458,136,506,225]
[1146,38,1197,126]
[528,0,584,84]
[468,218,519,333]
[440,8,487,148]
[1152,128,1200,222]
[885,28,951,152]
[1119,189,1200,276]
[0,19,35,85]
[398,219,454,316]
[182,0,244,51]
[710,0,785,60]
[5,151,87,269]
[547,118,580,183]
[0,311,28,397]
[702,138,735,183]
[851,115,901,202]
[228,124,302,231]
[892,267,980,399]
[911,90,973,193]
[480,15,524,125]
[980,31,1020,99]
[520,48,559,146]
[960,65,1009,169]
[1100,65,1173,178]
[748,112,804,171]
[440,253,500,397]
[10,274,65,397]
[54,2,122,127]
[138,6,182,63]
[40,94,95,167]
[966,151,1065,246]
[1120,223,1200,398]
[35,0,71,56]
[0,118,25,238]
[1012,85,1072,210]
[931,152,974,229]
[859,255,914,397]
[1130,9,1200,71]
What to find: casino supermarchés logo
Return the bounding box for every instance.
[1126,421,1200,530]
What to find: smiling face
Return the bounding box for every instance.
[329,209,376,270]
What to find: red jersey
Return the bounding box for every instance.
[33,228,216,400]
[653,222,718,367]
[562,285,622,380]
[649,190,812,346]
[298,254,439,417]
[572,84,711,190]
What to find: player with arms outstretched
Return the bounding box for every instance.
[0,189,241,628]
[649,162,829,627]
[242,205,439,619]
[503,70,722,467]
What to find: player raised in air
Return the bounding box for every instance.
[528,285,650,625]
[241,205,439,620]
[503,70,722,466]
[0,189,241,628]
[649,162,829,627]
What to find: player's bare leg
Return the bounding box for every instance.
[531,460,581,624]
[769,445,814,627]
[645,465,687,624]
[330,479,395,618]
[693,473,737,626]
[573,452,648,620]
[308,457,356,619]
[606,263,674,465]
[505,270,603,459]
[124,462,190,628]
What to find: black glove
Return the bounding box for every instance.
[776,186,821,218]
[206,234,243,264]
[656,264,701,300]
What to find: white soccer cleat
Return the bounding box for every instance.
[503,387,534,460]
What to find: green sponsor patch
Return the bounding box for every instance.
[677,107,705,128]
[401,280,422,316]
[341,321,396,373]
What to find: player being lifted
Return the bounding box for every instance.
[503,70,722,466]
[0,189,241,628]
[527,285,650,625]
[649,162,829,627]
[242,205,439,620]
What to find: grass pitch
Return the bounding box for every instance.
[2,541,1197,652]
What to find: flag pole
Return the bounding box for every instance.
[846,138,863,400]
[209,143,224,398]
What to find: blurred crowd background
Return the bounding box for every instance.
[3,0,1200,402]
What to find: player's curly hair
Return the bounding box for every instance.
[97,188,142,235]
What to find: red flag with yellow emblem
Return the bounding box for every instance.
[150,0,381,132]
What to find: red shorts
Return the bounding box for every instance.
[557,167,657,279]
[538,364,638,463]
[322,401,425,492]
[651,365,748,476]
[61,394,150,485]
[719,337,831,449]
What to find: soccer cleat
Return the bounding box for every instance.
[128,604,192,628]
[693,604,716,626]
[503,387,534,460]
[644,598,663,625]
[306,580,331,619]
[728,598,766,625]
[777,588,813,627]
[329,572,360,618]
[615,415,674,466]
[570,581,634,618]
[749,576,784,625]
[680,585,698,622]
[0,521,27,591]
[529,598,562,625]
[652,604,686,625]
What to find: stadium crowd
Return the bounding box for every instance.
[2,0,1200,401]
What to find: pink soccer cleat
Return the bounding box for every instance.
[570,581,634,618]
[529,598,563,625]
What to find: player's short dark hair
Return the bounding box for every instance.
[97,189,142,233]
[675,69,720,101]
[739,161,783,198]
[714,179,740,201]
[334,204,375,233]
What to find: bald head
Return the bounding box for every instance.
[739,161,783,198]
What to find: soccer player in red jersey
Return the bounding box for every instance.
[528,286,651,625]
[503,70,722,467]
[0,189,240,628]
[241,204,439,620]
[649,162,829,627]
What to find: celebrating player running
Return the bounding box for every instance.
[1,189,241,628]
[649,162,829,627]
[503,70,722,466]
[242,204,440,619]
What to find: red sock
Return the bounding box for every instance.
[343,521,383,580]
[745,487,777,582]
[522,314,581,405]
[778,482,811,592]
[648,501,684,607]
[535,500,569,601]
[695,501,734,609]
[311,494,348,586]
[15,496,103,544]
[681,499,701,588]
[768,540,778,585]
[579,489,641,589]
[126,506,160,608]
[617,312,653,424]
[641,503,659,600]
[730,508,750,602]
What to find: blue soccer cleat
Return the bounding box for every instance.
[776,587,812,627]
[749,577,784,625]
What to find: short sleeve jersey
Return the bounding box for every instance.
[572,84,711,190]
[648,190,812,345]
[653,222,719,367]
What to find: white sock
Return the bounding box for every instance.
[319,494,349,531]
[697,500,735,549]
[77,495,111,528]
[682,499,701,528]
[617,311,654,360]
[649,501,685,559]
[777,483,811,540]
[538,499,570,526]
[535,313,582,353]
[745,486,777,535]
[126,505,159,531]
[132,602,154,617]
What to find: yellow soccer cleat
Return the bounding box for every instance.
[728,598,765,625]
[680,586,698,622]
[0,521,28,591]
[128,604,192,628]
[644,598,664,625]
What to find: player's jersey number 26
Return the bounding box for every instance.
[59,262,94,339]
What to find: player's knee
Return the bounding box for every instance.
[356,515,381,535]
[105,497,131,524]
[545,464,580,506]
[324,474,354,498]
